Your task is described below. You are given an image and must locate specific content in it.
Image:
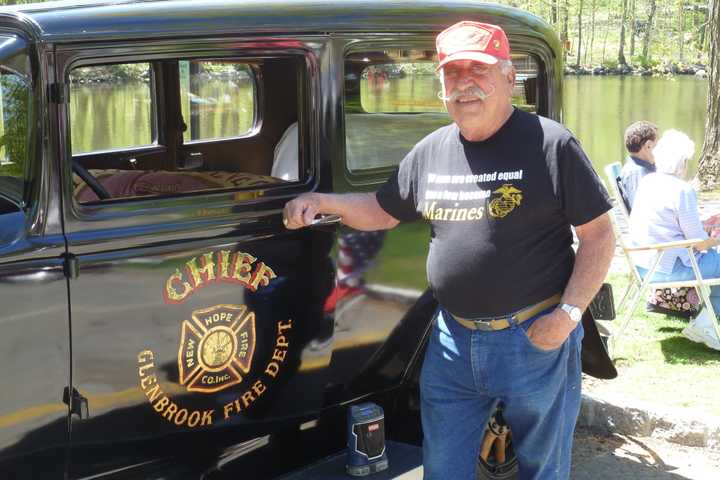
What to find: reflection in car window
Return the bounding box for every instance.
[344,48,539,173]
[70,63,153,154]
[0,67,30,205]
[180,61,256,142]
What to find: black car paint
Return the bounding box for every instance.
[0,1,606,478]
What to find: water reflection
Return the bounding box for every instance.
[68,75,709,175]
[564,76,708,175]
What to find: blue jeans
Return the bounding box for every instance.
[420,306,584,480]
[638,250,720,315]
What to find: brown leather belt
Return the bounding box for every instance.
[452,294,562,331]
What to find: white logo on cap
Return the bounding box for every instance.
[443,26,492,53]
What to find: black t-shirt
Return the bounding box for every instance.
[376,109,612,318]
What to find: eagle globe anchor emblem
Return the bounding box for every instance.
[489,184,523,218]
[177,304,256,393]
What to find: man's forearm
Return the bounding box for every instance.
[561,214,615,310]
[316,192,400,231]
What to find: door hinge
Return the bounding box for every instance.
[62,253,79,279]
[49,82,68,104]
[63,386,90,419]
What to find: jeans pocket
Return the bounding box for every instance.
[517,323,565,355]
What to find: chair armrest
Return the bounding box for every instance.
[624,237,719,252]
[693,237,720,251]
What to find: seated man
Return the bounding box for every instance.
[629,129,720,350]
[619,121,658,210]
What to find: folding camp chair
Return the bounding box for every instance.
[603,162,720,351]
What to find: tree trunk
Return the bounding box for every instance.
[642,0,658,61]
[678,0,685,62]
[700,1,709,49]
[629,0,636,58]
[618,0,628,66]
[698,0,720,190]
[586,0,597,65]
[562,0,570,63]
[602,11,610,64]
[576,0,584,67]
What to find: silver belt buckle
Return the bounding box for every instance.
[472,319,495,331]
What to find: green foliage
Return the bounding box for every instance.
[601,58,619,70]
[0,74,29,179]
[1,0,712,69]
[632,54,658,68]
[71,63,150,83]
[495,0,710,68]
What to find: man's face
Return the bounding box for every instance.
[440,59,515,131]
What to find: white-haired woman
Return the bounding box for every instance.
[629,129,720,350]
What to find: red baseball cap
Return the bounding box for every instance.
[436,21,511,70]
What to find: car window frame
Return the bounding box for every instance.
[178,59,260,146]
[54,37,322,226]
[335,34,554,192]
[68,60,160,155]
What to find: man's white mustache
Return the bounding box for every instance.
[438,85,494,102]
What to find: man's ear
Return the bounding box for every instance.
[507,66,516,87]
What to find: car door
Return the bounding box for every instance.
[55,38,340,478]
[0,31,71,478]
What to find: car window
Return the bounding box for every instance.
[68,56,303,204]
[179,60,255,143]
[0,35,31,209]
[70,63,154,154]
[344,47,539,173]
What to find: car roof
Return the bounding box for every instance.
[0,0,557,47]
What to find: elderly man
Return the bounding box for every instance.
[284,21,614,479]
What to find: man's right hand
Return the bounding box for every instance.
[283,192,324,229]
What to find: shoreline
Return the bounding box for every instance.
[565,63,709,78]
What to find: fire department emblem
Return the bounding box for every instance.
[177,304,256,393]
[488,184,523,218]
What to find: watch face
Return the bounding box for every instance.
[562,304,582,322]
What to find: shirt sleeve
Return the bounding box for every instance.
[676,186,708,241]
[557,137,613,226]
[375,151,422,223]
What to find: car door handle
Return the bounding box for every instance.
[310,214,342,227]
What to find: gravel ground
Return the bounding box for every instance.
[572,427,720,479]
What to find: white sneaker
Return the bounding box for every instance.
[692,307,715,329]
[682,322,720,351]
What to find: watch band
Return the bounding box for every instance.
[559,303,582,323]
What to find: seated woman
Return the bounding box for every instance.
[629,129,720,350]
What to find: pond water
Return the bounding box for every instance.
[69,75,709,174]
[563,76,709,175]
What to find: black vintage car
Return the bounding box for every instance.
[0,1,615,478]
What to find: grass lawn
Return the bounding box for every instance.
[591,272,720,418]
[364,221,430,291]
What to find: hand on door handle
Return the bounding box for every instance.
[283,213,342,228]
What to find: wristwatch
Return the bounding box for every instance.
[559,303,583,323]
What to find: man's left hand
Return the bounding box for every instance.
[525,308,578,351]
